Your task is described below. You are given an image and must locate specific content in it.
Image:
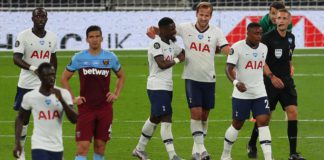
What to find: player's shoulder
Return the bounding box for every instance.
[102,49,118,59]
[263,29,275,39]
[287,31,295,38]
[24,89,39,99]
[259,42,268,50]
[149,36,163,49]
[54,86,70,96]
[232,40,245,48]
[17,28,32,37]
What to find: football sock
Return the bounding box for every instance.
[75,155,87,160]
[161,122,176,159]
[20,124,28,146]
[288,120,298,154]
[192,120,208,154]
[221,124,239,158]
[136,118,157,151]
[190,119,205,154]
[248,123,258,147]
[259,126,272,160]
[93,153,104,160]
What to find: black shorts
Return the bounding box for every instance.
[265,77,297,111]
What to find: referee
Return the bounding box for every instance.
[247,9,306,160]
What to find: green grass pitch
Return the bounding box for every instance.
[0,49,323,159]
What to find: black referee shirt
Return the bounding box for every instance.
[261,29,295,78]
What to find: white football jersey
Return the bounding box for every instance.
[227,40,268,99]
[21,87,73,152]
[147,36,182,91]
[177,23,228,82]
[14,28,57,89]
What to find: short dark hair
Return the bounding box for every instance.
[86,25,102,37]
[269,1,285,10]
[37,62,54,75]
[196,2,213,15]
[32,7,47,16]
[247,22,261,30]
[158,17,174,28]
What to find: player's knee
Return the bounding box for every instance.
[190,107,203,120]
[94,143,106,154]
[232,120,244,130]
[76,142,90,155]
[286,105,298,120]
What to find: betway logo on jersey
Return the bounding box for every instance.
[83,68,109,77]
[245,61,263,69]
[30,50,50,59]
[190,42,210,53]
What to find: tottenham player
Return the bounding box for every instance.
[13,7,57,160]
[220,22,272,160]
[13,62,77,160]
[132,17,185,160]
[61,25,125,160]
[147,2,230,159]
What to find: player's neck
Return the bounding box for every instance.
[160,36,170,44]
[32,27,46,38]
[246,40,259,49]
[88,48,101,55]
[39,86,52,96]
[195,23,209,32]
[277,28,287,38]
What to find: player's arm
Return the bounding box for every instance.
[154,52,184,70]
[61,69,85,104]
[13,52,37,72]
[51,88,78,124]
[220,45,230,55]
[106,68,125,103]
[225,63,246,92]
[264,63,284,89]
[50,52,57,72]
[289,61,294,76]
[146,26,159,39]
[13,108,31,158]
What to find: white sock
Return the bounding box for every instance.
[20,125,28,146]
[192,120,208,154]
[259,126,272,160]
[221,125,239,159]
[136,118,157,151]
[161,122,176,159]
[190,119,205,154]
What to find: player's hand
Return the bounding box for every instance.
[146,26,156,39]
[290,65,295,76]
[51,88,63,101]
[236,82,247,92]
[270,75,285,89]
[106,92,118,103]
[13,144,22,158]
[74,96,86,105]
[215,46,221,54]
[177,52,185,62]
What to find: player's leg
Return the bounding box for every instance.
[133,90,160,160]
[185,79,205,159]
[253,97,272,160]
[75,106,95,160]
[280,85,305,160]
[221,98,250,160]
[93,103,113,160]
[13,87,33,160]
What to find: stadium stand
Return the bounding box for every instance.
[0,0,323,11]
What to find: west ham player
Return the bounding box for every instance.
[132,17,185,160]
[147,2,230,159]
[13,62,77,160]
[13,7,57,160]
[220,22,272,160]
[61,25,125,160]
[251,9,305,160]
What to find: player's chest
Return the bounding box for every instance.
[161,45,176,60]
[270,37,294,59]
[32,97,63,120]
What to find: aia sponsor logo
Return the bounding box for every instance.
[83,68,109,77]
[190,42,210,53]
[38,110,60,120]
[245,61,263,69]
[30,50,50,59]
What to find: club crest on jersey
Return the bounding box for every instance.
[253,53,258,57]
[229,48,234,55]
[45,99,51,106]
[275,49,282,59]
[49,42,51,47]
[288,38,293,44]
[198,34,204,40]
[15,41,20,47]
[103,59,109,66]
[39,39,45,45]
[154,42,160,49]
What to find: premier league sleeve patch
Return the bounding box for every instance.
[229,48,234,55]
[153,42,160,49]
[15,40,20,47]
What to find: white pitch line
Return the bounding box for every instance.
[1,119,324,124]
[0,134,324,139]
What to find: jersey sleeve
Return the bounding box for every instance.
[173,43,183,56]
[111,53,121,72]
[216,28,229,47]
[61,89,73,105]
[51,35,58,54]
[227,45,239,65]
[21,93,32,110]
[13,32,25,54]
[150,41,163,57]
[66,53,80,72]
